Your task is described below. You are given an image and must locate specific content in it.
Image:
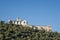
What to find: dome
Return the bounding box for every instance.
[23,20,27,22]
[21,20,28,25]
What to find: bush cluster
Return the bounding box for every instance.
[0,21,60,40]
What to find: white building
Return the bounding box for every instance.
[8,17,28,26]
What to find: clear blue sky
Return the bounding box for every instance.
[0,0,60,32]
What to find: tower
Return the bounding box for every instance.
[14,17,21,25]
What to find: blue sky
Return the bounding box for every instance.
[0,0,60,32]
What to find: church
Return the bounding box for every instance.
[8,17,28,26]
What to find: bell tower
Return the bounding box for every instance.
[15,17,21,25]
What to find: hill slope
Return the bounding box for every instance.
[0,21,60,40]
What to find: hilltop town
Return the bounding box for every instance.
[8,17,51,32]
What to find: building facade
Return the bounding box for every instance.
[8,17,28,26]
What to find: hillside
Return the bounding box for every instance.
[0,21,60,40]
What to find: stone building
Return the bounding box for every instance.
[35,25,51,32]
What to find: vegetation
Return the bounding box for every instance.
[0,21,60,40]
